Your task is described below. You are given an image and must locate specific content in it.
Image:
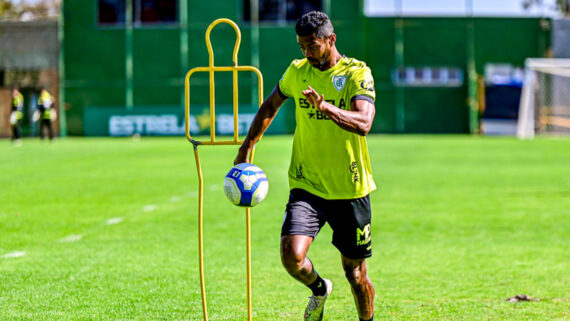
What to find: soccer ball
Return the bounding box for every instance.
[224,163,269,207]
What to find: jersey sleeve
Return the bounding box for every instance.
[349,66,375,104]
[278,62,296,99]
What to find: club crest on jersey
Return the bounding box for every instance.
[333,75,346,91]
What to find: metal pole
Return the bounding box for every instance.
[180,0,189,109]
[125,0,134,110]
[358,0,366,60]
[395,0,405,132]
[187,20,263,321]
[466,19,478,134]
[250,0,259,115]
[323,0,331,15]
[193,144,208,321]
[396,0,403,16]
[58,0,67,137]
[466,0,473,16]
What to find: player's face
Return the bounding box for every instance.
[297,33,334,70]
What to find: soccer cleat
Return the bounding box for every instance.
[304,278,333,321]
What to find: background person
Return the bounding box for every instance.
[34,89,57,141]
[10,88,24,146]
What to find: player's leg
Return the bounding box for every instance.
[281,235,332,321]
[280,235,316,284]
[280,189,326,284]
[341,256,374,321]
[12,121,22,146]
[15,121,21,140]
[11,124,17,141]
[326,194,374,320]
[280,189,331,320]
[47,121,54,140]
[39,120,46,139]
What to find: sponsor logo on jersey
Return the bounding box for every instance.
[333,75,347,91]
[298,97,348,120]
[296,164,304,179]
[349,161,360,183]
[360,79,375,92]
[308,110,330,120]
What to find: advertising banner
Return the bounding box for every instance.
[83,105,271,136]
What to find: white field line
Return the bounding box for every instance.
[4,193,199,259]
[207,184,220,192]
[172,191,199,202]
[106,217,124,225]
[59,234,83,243]
[2,251,26,259]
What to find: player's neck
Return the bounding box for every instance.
[318,48,342,71]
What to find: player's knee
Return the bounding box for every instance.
[280,248,305,272]
[344,264,365,286]
[280,242,307,272]
[280,235,312,273]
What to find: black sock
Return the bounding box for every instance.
[307,273,327,296]
[359,316,373,321]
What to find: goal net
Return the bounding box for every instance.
[517,58,570,139]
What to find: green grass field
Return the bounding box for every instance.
[1,135,568,320]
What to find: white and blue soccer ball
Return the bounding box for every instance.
[224,163,269,207]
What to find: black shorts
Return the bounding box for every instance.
[281,188,372,260]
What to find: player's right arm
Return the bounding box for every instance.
[234,85,288,165]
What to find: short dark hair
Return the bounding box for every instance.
[295,11,334,38]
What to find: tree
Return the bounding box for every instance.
[522,0,570,16]
[558,0,569,15]
[0,0,60,21]
[0,0,18,20]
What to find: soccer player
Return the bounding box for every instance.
[10,88,24,146]
[34,88,57,140]
[234,11,376,321]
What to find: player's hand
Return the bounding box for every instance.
[10,112,18,125]
[32,110,40,122]
[302,86,326,111]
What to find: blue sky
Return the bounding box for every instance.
[364,0,559,16]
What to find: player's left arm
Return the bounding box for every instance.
[302,86,375,136]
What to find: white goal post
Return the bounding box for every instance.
[517,58,570,139]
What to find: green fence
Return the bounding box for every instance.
[63,1,550,135]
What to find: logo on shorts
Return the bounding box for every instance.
[356,224,371,246]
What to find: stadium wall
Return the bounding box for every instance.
[63,1,550,136]
[365,17,551,133]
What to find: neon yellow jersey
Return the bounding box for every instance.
[38,90,54,119]
[278,56,377,200]
[12,93,24,111]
